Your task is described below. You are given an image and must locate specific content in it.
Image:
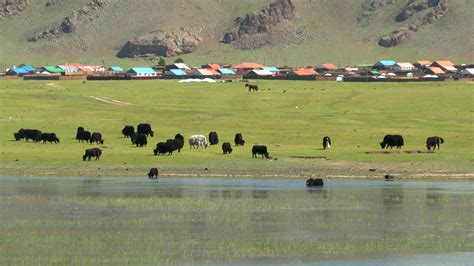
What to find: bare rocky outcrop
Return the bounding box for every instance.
[116,28,203,58]
[379,0,447,47]
[1,0,29,18]
[357,0,398,26]
[395,0,440,22]
[28,0,107,42]
[221,0,295,45]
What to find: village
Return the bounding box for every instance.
[2,59,473,82]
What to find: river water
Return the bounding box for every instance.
[0,177,473,265]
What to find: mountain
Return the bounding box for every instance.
[1,0,472,68]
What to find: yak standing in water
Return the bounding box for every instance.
[426,136,444,151]
[306,178,324,187]
[322,136,331,150]
[148,168,159,179]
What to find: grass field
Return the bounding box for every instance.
[0,79,473,179]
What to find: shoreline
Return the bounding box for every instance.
[2,169,473,181]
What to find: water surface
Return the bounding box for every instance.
[0,177,473,265]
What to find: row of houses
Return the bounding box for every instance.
[3,60,474,80]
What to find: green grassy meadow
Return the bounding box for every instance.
[0,79,473,178]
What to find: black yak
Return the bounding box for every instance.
[77,130,91,143]
[380,134,404,149]
[426,136,444,151]
[153,142,174,155]
[40,133,60,144]
[234,133,245,146]
[306,178,324,187]
[137,123,154,137]
[222,142,233,154]
[209,131,219,145]
[323,136,331,150]
[148,168,159,179]
[83,148,102,161]
[252,145,270,159]
[90,132,104,145]
[122,125,134,138]
[76,126,85,141]
[135,133,147,147]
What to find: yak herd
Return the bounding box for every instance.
[12,124,445,164]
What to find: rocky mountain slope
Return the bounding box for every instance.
[1,0,29,18]
[0,0,472,66]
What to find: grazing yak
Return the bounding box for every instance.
[252,145,270,159]
[76,127,85,140]
[90,132,104,145]
[380,134,404,149]
[77,130,91,143]
[209,131,219,145]
[135,133,147,147]
[154,142,174,155]
[20,129,42,142]
[175,133,184,141]
[83,148,102,161]
[14,129,26,141]
[122,125,134,138]
[189,135,208,149]
[426,136,444,151]
[306,178,324,187]
[323,136,331,150]
[40,133,60,144]
[245,84,259,92]
[234,133,245,146]
[173,133,185,152]
[167,138,184,153]
[148,168,159,179]
[137,123,154,137]
[222,142,233,154]
[14,132,24,141]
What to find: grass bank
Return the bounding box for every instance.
[0,79,472,179]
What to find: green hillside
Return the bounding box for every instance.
[0,0,473,68]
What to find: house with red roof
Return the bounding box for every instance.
[287,68,318,80]
[289,68,318,76]
[431,61,457,72]
[232,62,264,70]
[232,62,264,75]
[413,60,432,69]
[425,67,445,75]
[316,63,338,72]
[202,63,221,69]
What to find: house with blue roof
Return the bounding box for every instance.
[165,69,187,78]
[6,67,29,76]
[373,60,397,70]
[263,67,279,74]
[108,66,124,72]
[217,68,236,75]
[21,65,37,72]
[127,67,157,77]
